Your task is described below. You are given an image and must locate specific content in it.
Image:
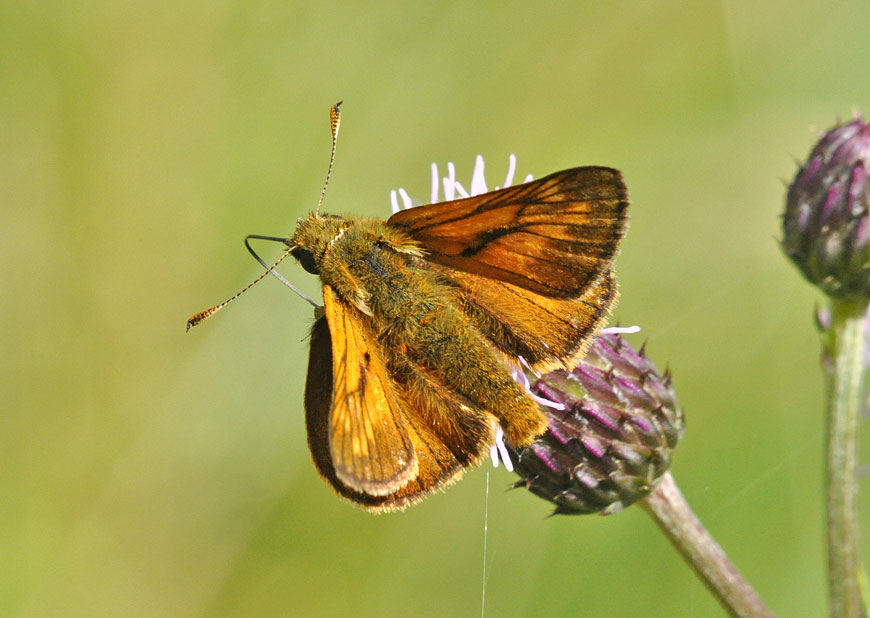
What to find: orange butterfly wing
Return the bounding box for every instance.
[387,166,628,298]
[316,285,418,496]
[305,298,495,512]
[445,268,618,372]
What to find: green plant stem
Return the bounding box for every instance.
[825,299,868,618]
[641,472,775,618]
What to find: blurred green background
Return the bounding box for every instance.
[3,1,869,616]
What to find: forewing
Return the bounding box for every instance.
[305,309,496,513]
[317,285,418,496]
[388,166,628,298]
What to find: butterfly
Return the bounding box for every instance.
[189,103,629,511]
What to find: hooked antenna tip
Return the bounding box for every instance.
[186,306,220,332]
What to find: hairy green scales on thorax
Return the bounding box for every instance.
[289,214,545,446]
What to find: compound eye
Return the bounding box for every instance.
[291,247,319,275]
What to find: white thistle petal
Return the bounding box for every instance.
[504,153,516,187]
[454,180,470,198]
[511,362,565,410]
[490,432,500,467]
[511,363,531,390]
[430,163,439,204]
[531,391,566,410]
[490,425,514,472]
[443,162,457,201]
[471,155,487,195]
[398,188,412,210]
[389,189,400,214]
[603,325,641,335]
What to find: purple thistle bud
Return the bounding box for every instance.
[783,115,870,299]
[507,333,684,515]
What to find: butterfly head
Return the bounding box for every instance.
[289,214,350,276]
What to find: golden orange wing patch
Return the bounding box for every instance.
[321,285,418,496]
[444,268,618,373]
[304,312,495,512]
[387,166,628,298]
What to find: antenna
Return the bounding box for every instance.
[186,245,294,331]
[186,102,342,331]
[186,236,321,331]
[315,100,342,215]
[243,235,318,307]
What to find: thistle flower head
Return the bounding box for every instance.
[783,115,870,299]
[507,333,684,515]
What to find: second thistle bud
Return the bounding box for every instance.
[783,115,870,299]
[508,334,684,515]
